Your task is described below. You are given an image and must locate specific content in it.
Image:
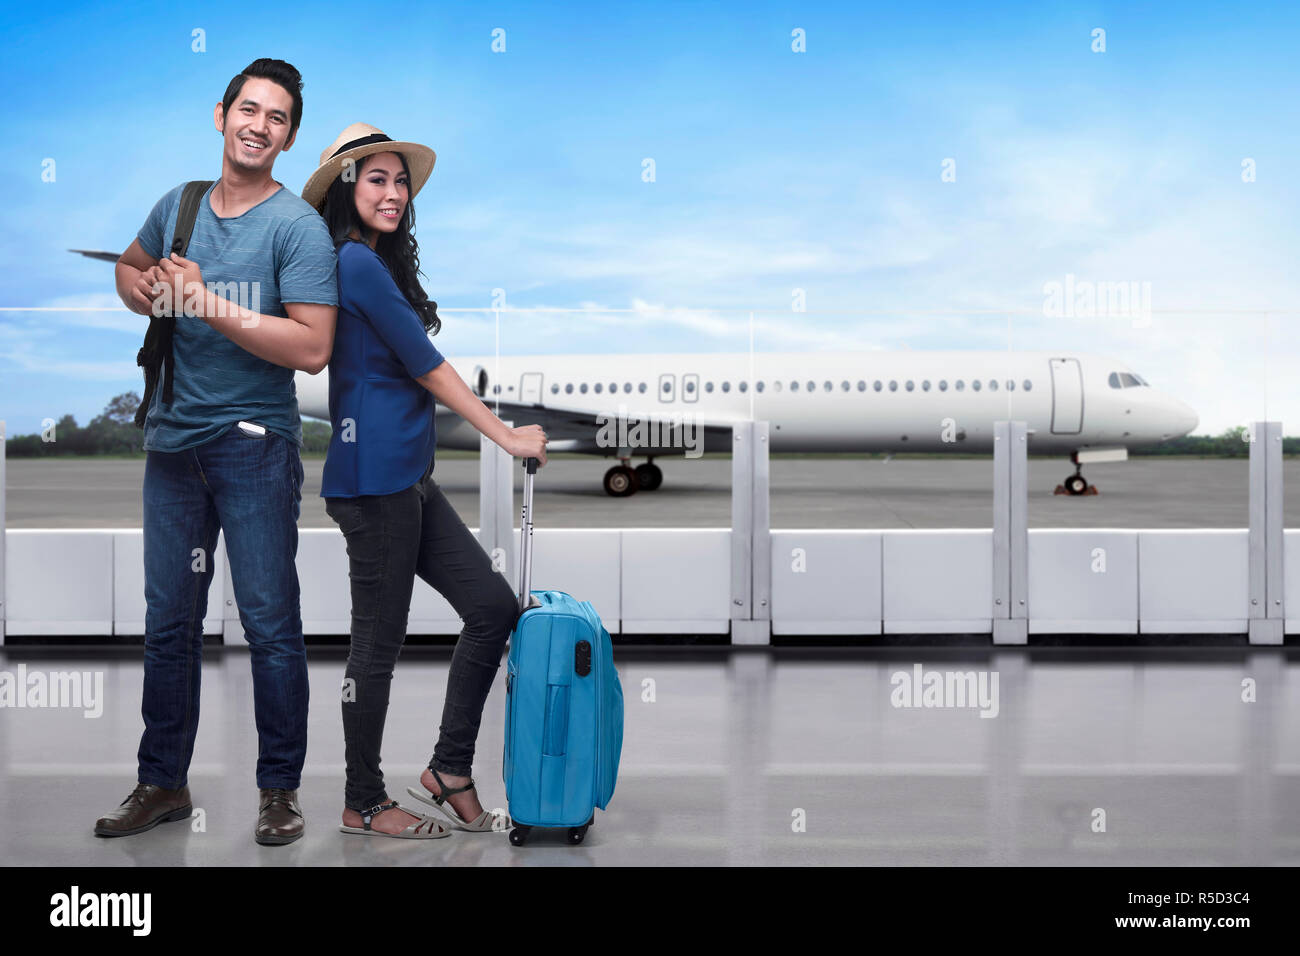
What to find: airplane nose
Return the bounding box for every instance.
[1173,400,1198,436]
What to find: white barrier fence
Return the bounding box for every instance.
[0,419,1290,644]
[5,524,1297,640]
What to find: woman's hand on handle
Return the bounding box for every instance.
[505,424,548,467]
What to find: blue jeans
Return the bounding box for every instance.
[138,423,308,790]
[324,470,520,812]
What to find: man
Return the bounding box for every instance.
[96,58,338,845]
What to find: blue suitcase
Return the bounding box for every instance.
[503,457,624,846]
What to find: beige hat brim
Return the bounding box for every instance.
[301,139,436,212]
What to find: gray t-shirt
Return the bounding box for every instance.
[135,180,338,452]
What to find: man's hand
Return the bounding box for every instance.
[156,253,205,316]
[128,265,167,316]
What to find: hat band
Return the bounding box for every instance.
[331,132,393,158]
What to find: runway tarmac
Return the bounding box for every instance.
[0,453,1290,529]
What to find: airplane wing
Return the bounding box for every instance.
[69,249,122,263]
[441,397,749,456]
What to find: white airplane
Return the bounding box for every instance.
[75,250,1196,496]
[293,349,1198,497]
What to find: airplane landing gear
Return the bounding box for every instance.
[604,458,663,496]
[635,461,662,491]
[1055,452,1098,496]
[604,461,637,497]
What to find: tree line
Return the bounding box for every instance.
[5,392,333,456]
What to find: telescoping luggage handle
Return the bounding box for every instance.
[517,457,543,613]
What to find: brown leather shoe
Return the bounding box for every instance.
[94,783,192,837]
[256,788,304,845]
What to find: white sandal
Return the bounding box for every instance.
[405,770,511,832]
[338,799,450,839]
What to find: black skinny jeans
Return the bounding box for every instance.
[324,470,521,812]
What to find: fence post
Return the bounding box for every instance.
[479,421,514,583]
[731,420,770,645]
[992,420,1028,644]
[1248,420,1284,644]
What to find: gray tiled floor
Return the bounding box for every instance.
[2,646,1298,865]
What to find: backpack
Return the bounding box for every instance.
[133,180,214,428]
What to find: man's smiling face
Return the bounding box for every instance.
[215,76,296,173]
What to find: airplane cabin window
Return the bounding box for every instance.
[841,380,850,391]
[955,380,965,391]
[905,380,914,391]
[705,382,714,392]
[1006,380,1015,391]
[595,383,603,393]
[1109,372,1122,388]
[580,384,589,394]
[739,381,748,392]
[722,381,731,392]
[624,382,632,393]
[791,381,799,391]
[922,380,931,391]
[888,380,898,391]
[756,380,764,392]
[661,381,670,394]
[823,381,832,392]
[857,380,866,391]
[684,381,694,393]
[1023,380,1032,391]
[873,380,882,392]
[807,380,815,391]
[550,384,559,394]
[972,380,981,391]
[989,379,998,391]
[493,385,501,394]
[939,380,948,391]
[565,383,574,394]
[638,382,647,393]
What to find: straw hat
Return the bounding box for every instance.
[301,122,436,211]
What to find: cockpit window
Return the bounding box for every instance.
[1110,371,1148,388]
[1108,372,1122,389]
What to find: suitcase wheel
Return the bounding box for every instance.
[567,816,595,844]
[509,825,531,847]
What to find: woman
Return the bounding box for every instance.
[301,123,548,838]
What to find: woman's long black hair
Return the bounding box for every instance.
[321,151,441,335]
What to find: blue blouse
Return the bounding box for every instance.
[320,240,446,498]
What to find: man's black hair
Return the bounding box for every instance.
[221,58,304,139]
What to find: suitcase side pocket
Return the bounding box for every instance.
[543,684,569,755]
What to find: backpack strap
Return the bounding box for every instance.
[133,180,214,428]
[171,180,213,258]
[158,180,213,407]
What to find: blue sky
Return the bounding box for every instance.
[2,0,1298,435]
